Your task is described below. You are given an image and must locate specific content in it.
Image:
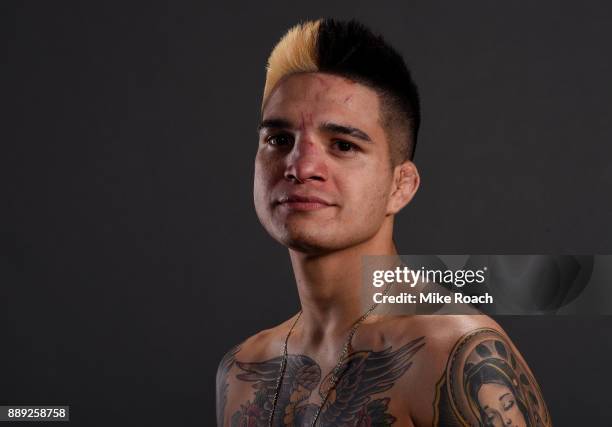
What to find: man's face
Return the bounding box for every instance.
[254,72,398,253]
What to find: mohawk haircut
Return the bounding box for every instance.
[262,19,421,162]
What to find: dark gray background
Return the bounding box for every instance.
[2,1,611,426]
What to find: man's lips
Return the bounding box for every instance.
[275,195,335,211]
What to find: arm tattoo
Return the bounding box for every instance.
[230,336,425,426]
[433,328,551,427]
[216,344,241,426]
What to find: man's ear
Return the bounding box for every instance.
[387,161,420,215]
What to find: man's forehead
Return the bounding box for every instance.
[262,73,381,124]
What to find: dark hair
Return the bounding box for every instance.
[317,19,421,162]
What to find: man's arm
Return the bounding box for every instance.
[433,327,551,427]
[215,344,241,427]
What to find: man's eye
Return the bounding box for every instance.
[503,399,515,411]
[333,140,358,152]
[266,134,293,146]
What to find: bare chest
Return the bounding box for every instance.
[219,337,425,426]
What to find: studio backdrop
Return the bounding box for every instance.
[2,1,611,426]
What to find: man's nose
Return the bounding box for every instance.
[284,136,327,183]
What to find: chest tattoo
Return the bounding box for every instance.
[228,336,425,426]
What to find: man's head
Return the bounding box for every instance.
[262,19,420,164]
[254,19,421,254]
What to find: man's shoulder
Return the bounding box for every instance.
[404,315,551,426]
[369,314,510,393]
[216,316,297,371]
[378,313,504,354]
[353,314,507,389]
[215,319,293,423]
[371,314,547,426]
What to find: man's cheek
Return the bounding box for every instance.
[362,178,390,205]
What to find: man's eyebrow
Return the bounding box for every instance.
[320,122,372,143]
[258,118,293,132]
[499,393,511,401]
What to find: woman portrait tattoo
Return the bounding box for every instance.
[434,329,550,427]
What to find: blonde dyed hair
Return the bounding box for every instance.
[262,20,322,109]
[260,19,421,162]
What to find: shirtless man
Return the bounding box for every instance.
[216,19,551,427]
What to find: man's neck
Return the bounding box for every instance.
[288,226,398,349]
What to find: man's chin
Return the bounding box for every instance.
[267,224,344,254]
[278,232,335,254]
[263,217,363,254]
[275,227,365,255]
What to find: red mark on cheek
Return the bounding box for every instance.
[343,95,353,103]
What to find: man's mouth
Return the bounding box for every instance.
[276,195,335,211]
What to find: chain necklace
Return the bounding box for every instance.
[267,283,393,427]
